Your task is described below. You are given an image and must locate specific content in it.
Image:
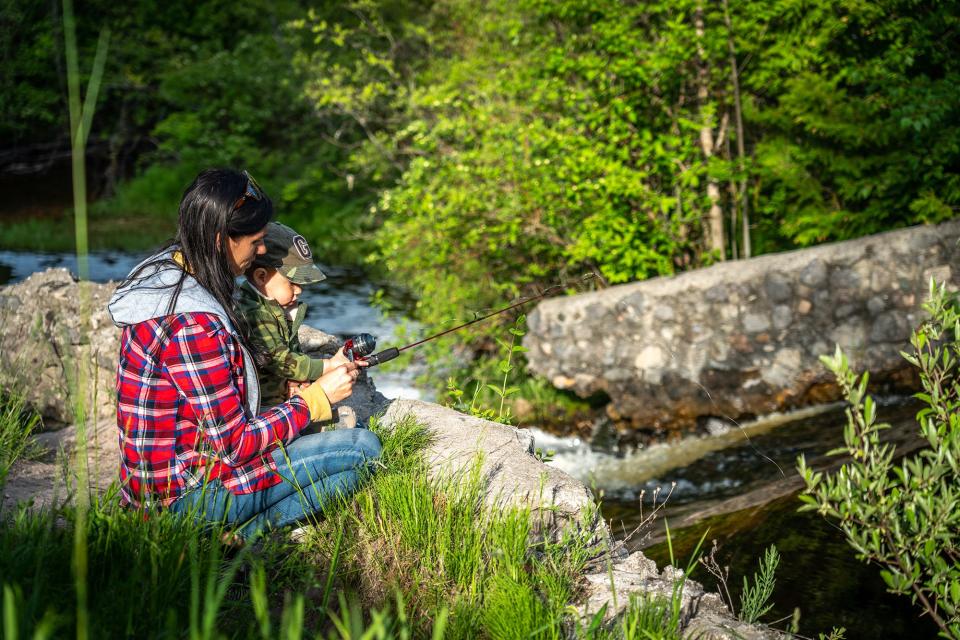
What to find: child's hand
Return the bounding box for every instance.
[328,346,371,371]
[327,346,351,370]
[286,380,309,399]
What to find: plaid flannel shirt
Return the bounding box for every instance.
[116,311,311,508]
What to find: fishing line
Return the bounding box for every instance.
[352,269,783,477]
[347,273,598,366]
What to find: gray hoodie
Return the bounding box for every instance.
[107,249,261,414]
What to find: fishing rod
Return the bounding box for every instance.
[341,279,588,367]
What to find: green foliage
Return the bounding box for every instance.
[617,593,683,640]
[799,280,960,639]
[747,0,960,251]
[699,539,779,625]
[0,491,231,638]
[304,415,602,638]
[9,0,960,390]
[739,544,779,623]
[294,0,960,379]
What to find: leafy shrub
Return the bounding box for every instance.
[799,280,960,639]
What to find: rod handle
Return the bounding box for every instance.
[362,347,400,367]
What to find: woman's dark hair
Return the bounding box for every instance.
[121,168,274,361]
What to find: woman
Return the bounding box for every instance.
[107,168,381,539]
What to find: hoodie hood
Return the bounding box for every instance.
[108,248,260,413]
[108,248,237,332]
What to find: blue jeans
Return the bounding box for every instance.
[169,428,382,540]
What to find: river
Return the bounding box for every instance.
[0,248,939,639]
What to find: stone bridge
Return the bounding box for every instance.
[523,220,960,432]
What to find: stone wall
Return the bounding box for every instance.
[523,220,960,432]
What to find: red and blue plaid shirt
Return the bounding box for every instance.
[116,311,310,508]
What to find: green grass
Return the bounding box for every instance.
[0,389,42,490]
[0,210,176,253]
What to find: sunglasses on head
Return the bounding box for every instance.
[232,170,263,212]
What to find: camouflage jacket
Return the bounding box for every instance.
[235,280,326,407]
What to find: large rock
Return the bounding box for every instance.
[524,220,960,431]
[376,399,780,638]
[380,399,595,532]
[0,269,118,426]
[578,551,784,639]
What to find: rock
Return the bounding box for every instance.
[829,266,860,291]
[923,264,953,290]
[869,311,912,344]
[379,399,598,536]
[523,220,960,431]
[867,295,887,314]
[763,272,793,303]
[634,345,666,370]
[0,269,119,426]
[578,551,786,639]
[799,259,827,287]
[771,305,792,330]
[743,312,771,333]
[297,325,340,355]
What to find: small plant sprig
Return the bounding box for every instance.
[488,313,528,423]
[699,540,779,624]
[739,544,779,623]
[798,279,960,639]
[445,314,528,425]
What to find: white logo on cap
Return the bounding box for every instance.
[293,235,312,260]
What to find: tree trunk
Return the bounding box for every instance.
[722,0,750,258]
[694,2,725,260]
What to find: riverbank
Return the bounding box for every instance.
[0,266,948,638]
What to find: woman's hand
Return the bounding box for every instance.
[315,360,365,405]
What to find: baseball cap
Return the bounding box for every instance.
[252,222,327,285]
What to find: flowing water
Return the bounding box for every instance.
[0,243,940,638]
[529,400,940,639]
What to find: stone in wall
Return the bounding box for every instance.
[524,220,960,432]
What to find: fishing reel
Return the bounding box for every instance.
[342,333,400,369]
[342,333,376,362]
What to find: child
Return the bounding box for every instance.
[237,222,351,411]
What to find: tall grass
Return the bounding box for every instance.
[0,390,41,492]
[0,399,701,639]
[62,0,110,636]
